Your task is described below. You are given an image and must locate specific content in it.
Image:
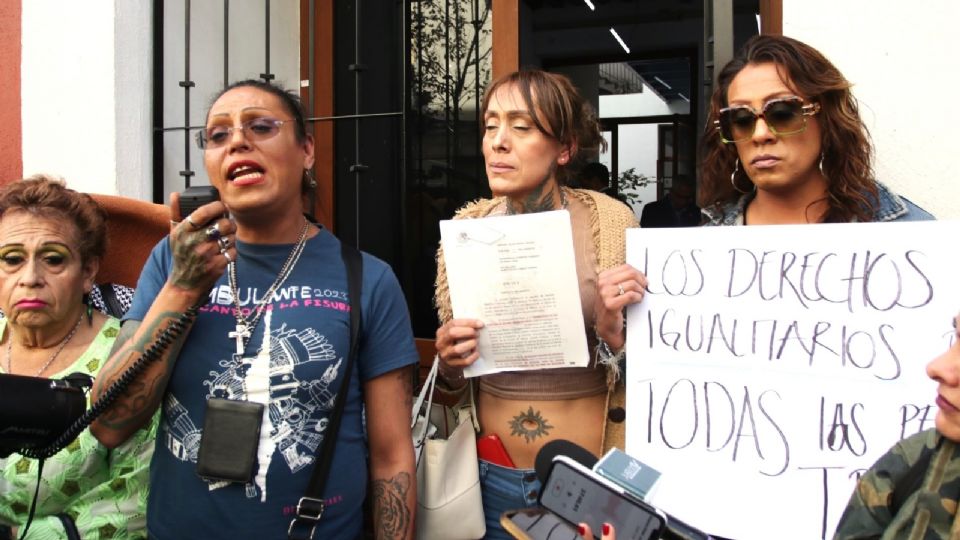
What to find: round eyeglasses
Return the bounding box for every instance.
[196,117,290,149]
[714,97,820,144]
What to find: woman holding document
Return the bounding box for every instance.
[434,69,647,538]
[699,35,932,225]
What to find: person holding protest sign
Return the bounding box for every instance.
[833,314,960,538]
[699,35,932,225]
[434,69,646,539]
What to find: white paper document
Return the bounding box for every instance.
[439,210,589,377]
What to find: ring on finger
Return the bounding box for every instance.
[205,223,222,241]
[617,283,625,296]
[185,215,200,229]
[217,236,230,250]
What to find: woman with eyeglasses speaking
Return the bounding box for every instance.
[699,35,932,225]
[90,80,419,539]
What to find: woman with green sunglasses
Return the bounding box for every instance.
[699,35,932,225]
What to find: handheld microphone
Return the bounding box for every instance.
[534,439,598,484]
[534,440,718,540]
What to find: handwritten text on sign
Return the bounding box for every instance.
[624,221,959,540]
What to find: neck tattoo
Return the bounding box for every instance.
[228,220,311,361]
[506,186,568,215]
[5,314,85,377]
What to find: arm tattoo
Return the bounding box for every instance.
[93,313,192,430]
[506,180,560,215]
[508,406,554,443]
[92,320,140,400]
[371,471,411,540]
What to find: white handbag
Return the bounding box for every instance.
[411,356,486,540]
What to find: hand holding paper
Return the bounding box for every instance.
[439,210,589,378]
[435,318,484,370]
[595,264,649,351]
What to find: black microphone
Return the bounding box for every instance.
[534,439,599,484]
[535,440,720,540]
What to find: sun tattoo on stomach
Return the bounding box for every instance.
[508,406,554,443]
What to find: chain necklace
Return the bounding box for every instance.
[227,220,311,361]
[5,314,84,377]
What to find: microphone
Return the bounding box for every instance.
[534,439,598,484]
[535,440,719,540]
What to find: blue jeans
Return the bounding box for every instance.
[479,460,541,540]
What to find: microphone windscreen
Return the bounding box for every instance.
[534,439,599,484]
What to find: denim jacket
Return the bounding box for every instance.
[701,182,934,226]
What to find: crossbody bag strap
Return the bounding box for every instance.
[288,240,363,540]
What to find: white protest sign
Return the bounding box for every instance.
[624,221,959,540]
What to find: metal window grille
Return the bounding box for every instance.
[153,0,491,338]
[153,0,303,203]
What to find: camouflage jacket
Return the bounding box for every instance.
[833,429,960,539]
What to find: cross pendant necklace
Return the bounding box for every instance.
[229,323,251,359]
[227,220,310,362]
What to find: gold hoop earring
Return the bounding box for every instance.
[730,159,753,194]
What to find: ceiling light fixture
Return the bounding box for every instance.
[583,0,595,11]
[677,93,690,103]
[609,28,630,54]
[653,76,672,90]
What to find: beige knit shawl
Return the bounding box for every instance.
[433,187,639,451]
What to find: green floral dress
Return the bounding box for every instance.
[0,318,157,539]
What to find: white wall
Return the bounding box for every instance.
[784,1,959,219]
[21,1,300,201]
[599,92,681,219]
[602,91,687,118]
[613,123,660,217]
[21,0,152,198]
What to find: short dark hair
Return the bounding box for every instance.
[581,162,610,181]
[580,162,610,190]
[0,175,108,264]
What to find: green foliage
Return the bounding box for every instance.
[616,167,656,207]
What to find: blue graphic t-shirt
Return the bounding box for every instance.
[125,227,419,539]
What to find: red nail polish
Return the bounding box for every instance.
[577,524,586,536]
[602,523,611,536]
